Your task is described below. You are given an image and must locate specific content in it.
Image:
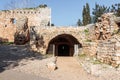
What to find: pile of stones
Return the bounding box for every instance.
[94,13,117,40]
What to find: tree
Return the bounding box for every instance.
[86,3,91,24]
[116,3,120,16]
[82,6,87,25]
[92,4,109,23]
[82,3,91,26]
[77,19,82,26]
[51,23,55,26]
[111,5,116,12]
[110,3,120,16]
[38,4,47,8]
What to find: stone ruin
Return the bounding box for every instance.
[14,17,29,45]
[97,41,120,67]
[94,13,118,40]
[93,13,120,67]
[30,26,46,52]
[28,12,120,67]
[0,6,120,67]
[0,7,51,43]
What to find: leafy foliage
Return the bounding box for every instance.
[92,4,110,23]
[92,3,120,23]
[110,3,120,16]
[51,23,55,26]
[85,39,92,42]
[77,19,83,26]
[38,4,47,8]
[0,42,14,45]
[78,53,86,58]
[82,3,91,25]
[84,28,89,33]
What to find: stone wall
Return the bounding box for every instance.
[30,26,87,54]
[0,7,51,42]
[82,42,97,56]
[0,24,16,42]
[97,41,120,67]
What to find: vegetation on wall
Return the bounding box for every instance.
[0,42,14,45]
[20,4,48,10]
[38,4,47,8]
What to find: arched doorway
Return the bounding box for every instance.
[58,44,70,56]
[47,34,82,56]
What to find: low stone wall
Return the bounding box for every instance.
[82,42,97,56]
[97,41,120,67]
[81,40,120,67]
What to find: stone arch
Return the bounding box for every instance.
[46,34,82,56]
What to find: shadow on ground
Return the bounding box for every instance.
[0,44,46,73]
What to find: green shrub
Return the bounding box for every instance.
[85,39,92,42]
[79,53,86,58]
[1,42,14,45]
[84,29,89,33]
[92,59,102,64]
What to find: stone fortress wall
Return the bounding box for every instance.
[0,7,51,42]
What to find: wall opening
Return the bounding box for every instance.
[47,34,82,56]
[10,18,16,24]
[58,44,70,56]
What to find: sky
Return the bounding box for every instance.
[0,0,120,26]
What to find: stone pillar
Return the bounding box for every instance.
[74,44,79,56]
[53,44,55,57]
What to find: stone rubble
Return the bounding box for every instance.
[46,56,57,71]
[78,57,120,80]
[94,13,118,40]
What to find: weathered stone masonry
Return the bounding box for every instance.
[30,27,86,55]
[0,7,51,42]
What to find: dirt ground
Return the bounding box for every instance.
[0,45,117,80]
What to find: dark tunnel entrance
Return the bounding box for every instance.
[47,34,82,56]
[58,44,70,56]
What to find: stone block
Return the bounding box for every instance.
[114,53,120,57]
[112,56,120,61]
[47,62,57,71]
[90,65,102,76]
[116,61,120,64]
